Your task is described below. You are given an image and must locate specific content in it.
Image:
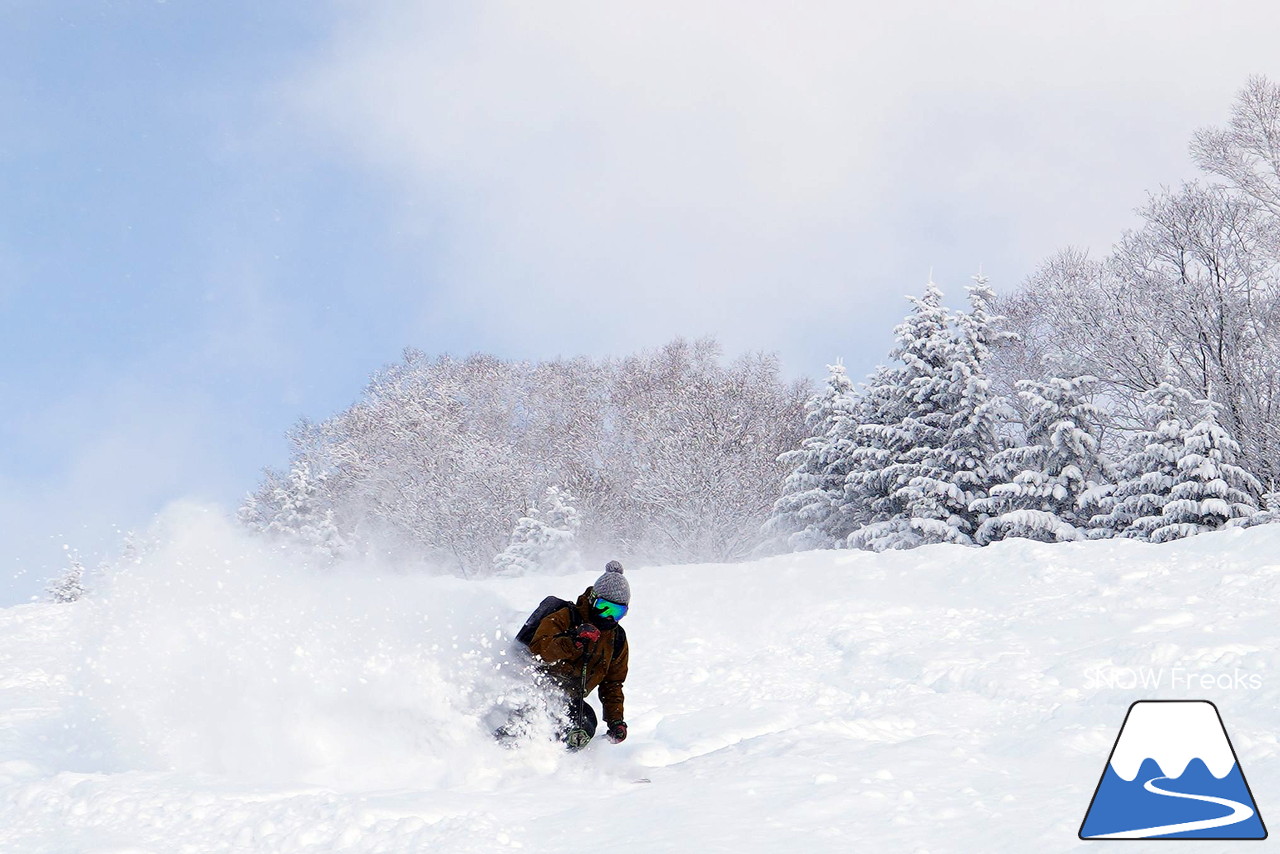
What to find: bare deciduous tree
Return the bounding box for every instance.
[243,338,810,575]
[991,78,1280,491]
[1193,75,1280,218]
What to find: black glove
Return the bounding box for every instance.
[605,720,627,743]
[573,624,601,649]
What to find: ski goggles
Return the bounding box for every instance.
[594,597,628,621]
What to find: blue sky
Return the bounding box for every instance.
[3,1,1279,603]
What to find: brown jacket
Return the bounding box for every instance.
[528,588,629,723]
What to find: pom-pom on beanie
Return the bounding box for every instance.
[593,560,630,605]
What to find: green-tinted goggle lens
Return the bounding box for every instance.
[594,598,627,620]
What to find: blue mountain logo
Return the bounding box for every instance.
[1080,700,1266,840]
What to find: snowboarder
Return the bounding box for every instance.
[510,560,631,749]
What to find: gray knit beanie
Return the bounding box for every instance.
[593,560,630,605]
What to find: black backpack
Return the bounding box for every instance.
[515,595,626,655]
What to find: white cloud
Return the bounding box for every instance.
[289,1,1280,369]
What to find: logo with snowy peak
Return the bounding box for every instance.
[1079,700,1266,840]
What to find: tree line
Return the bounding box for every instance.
[763,278,1274,552]
[765,77,1280,553]
[243,77,1280,573]
[240,339,809,575]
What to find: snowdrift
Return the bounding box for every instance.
[4,502,1280,852]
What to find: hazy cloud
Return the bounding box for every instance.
[289,1,1280,369]
[1,377,240,602]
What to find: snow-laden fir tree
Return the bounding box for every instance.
[240,460,347,559]
[493,486,582,576]
[837,362,905,547]
[1087,379,1195,539]
[1233,488,1280,528]
[762,361,862,551]
[46,558,86,604]
[972,376,1109,544]
[846,282,957,551]
[897,274,1014,546]
[1144,399,1261,542]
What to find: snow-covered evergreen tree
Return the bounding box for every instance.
[845,278,1013,550]
[242,460,347,559]
[1088,379,1195,540]
[762,361,861,551]
[837,364,904,548]
[1145,399,1261,542]
[972,376,1109,544]
[493,486,582,576]
[1233,488,1280,528]
[899,274,1014,546]
[846,282,956,551]
[46,559,86,604]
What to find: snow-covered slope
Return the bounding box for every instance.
[4,503,1280,852]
